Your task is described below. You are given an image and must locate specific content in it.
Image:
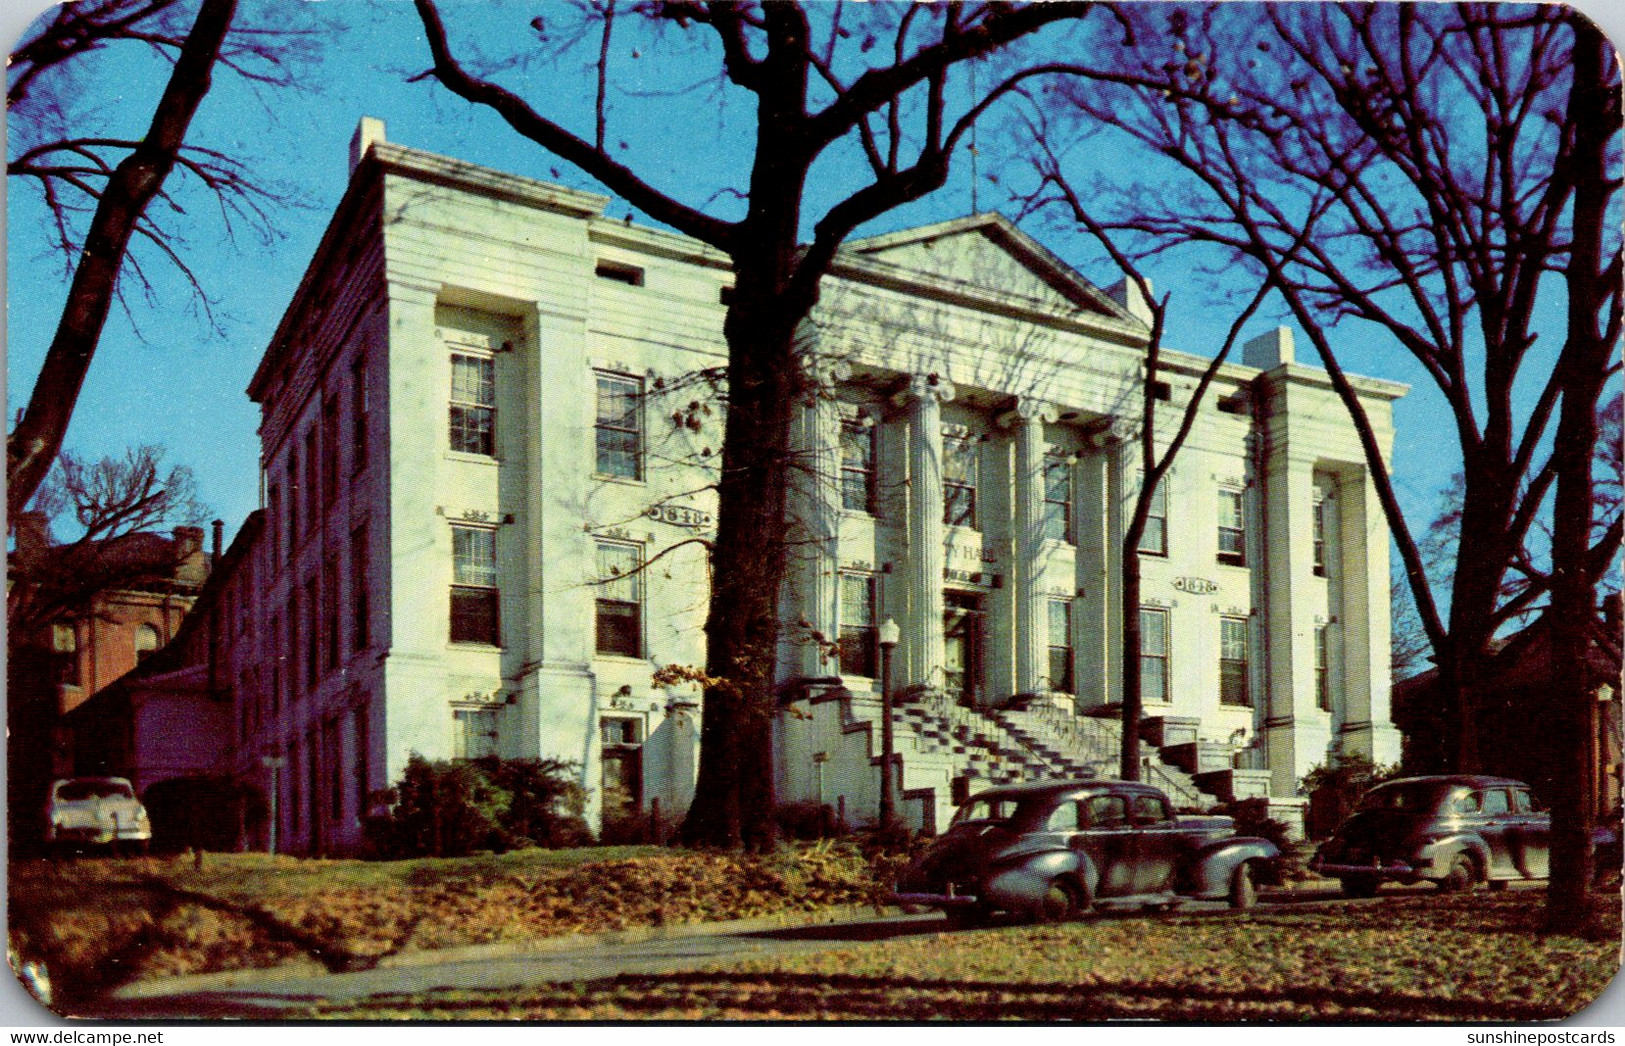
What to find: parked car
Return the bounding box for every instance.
[45,777,152,854]
[1309,774,1557,897]
[893,779,1280,926]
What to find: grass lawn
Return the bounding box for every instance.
[291,891,1622,1022]
[9,841,896,1005]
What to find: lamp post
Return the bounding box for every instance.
[261,754,285,855]
[878,617,901,832]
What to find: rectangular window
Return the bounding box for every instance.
[304,576,319,686]
[323,556,340,671]
[1218,489,1247,567]
[1044,455,1074,543]
[268,484,282,566]
[595,373,643,479]
[322,396,339,505]
[269,614,283,716]
[351,356,368,473]
[450,525,500,645]
[1140,607,1169,704]
[286,450,300,555]
[449,353,496,456]
[595,540,642,657]
[1312,497,1328,577]
[1048,599,1074,694]
[350,525,370,652]
[1138,476,1167,556]
[304,428,320,533]
[838,573,878,677]
[353,703,370,820]
[840,419,878,514]
[1316,625,1332,711]
[943,433,979,529]
[1220,616,1251,707]
[454,706,500,760]
[326,718,343,821]
[601,716,643,824]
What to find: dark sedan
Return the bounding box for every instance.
[1309,775,1553,897]
[894,779,1280,926]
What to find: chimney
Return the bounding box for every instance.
[350,116,386,174]
[211,519,225,569]
[1243,326,1296,370]
[11,511,50,562]
[1105,278,1155,326]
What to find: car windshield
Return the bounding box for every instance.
[1356,781,1450,813]
[55,780,133,802]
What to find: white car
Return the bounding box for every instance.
[45,777,152,853]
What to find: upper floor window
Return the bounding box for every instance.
[840,419,877,515]
[321,396,340,505]
[450,353,496,456]
[595,540,642,657]
[351,357,369,473]
[1140,607,1169,704]
[285,449,299,559]
[1044,454,1074,543]
[1312,496,1328,577]
[135,623,161,664]
[1048,599,1074,694]
[450,525,500,645]
[943,433,978,529]
[838,573,877,677]
[1138,476,1167,556]
[304,428,320,531]
[267,484,282,565]
[595,373,643,480]
[1217,488,1247,567]
[1219,616,1251,706]
[350,525,370,652]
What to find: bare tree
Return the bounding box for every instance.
[7,0,315,518]
[1036,2,1619,932]
[413,0,1097,849]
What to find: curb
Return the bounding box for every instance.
[112,904,904,1000]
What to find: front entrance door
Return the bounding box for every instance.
[944,591,983,706]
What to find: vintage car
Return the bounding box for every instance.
[1308,774,1555,897]
[893,779,1280,925]
[45,776,152,854]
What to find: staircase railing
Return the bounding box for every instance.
[1000,703,1205,808]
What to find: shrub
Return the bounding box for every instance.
[774,800,845,840]
[364,755,589,858]
[1213,796,1299,883]
[1300,754,1403,840]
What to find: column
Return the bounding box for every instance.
[1261,445,1319,797]
[1336,467,1403,765]
[787,352,849,677]
[998,397,1057,695]
[893,374,956,689]
[1076,418,1131,710]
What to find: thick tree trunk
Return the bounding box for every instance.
[1120,556,1142,781]
[6,0,238,517]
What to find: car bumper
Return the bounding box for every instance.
[1311,859,1416,878]
[892,892,983,908]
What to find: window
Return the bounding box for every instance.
[1138,476,1167,556]
[322,396,339,505]
[268,484,282,565]
[1048,599,1074,694]
[286,587,300,699]
[351,357,369,473]
[304,577,319,685]
[353,704,371,820]
[449,353,496,456]
[454,706,500,759]
[601,716,644,827]
[839,573,878,677]
[1044,455,1073,543]
[286,449,299,555]
[451,526,500,645]
[53,623,79,687]
[840,419,877,514]
[943,433,979,529]
[1132,794,1172,825]
[350,525,370,652]
[1481,789,1511,816]
[595,541,642,657]
[304,428,320,532]
[1312,496,1328,577]
[135,623,161,664]
[323,556,340,671]
[1218,488,1247,566]
[269,614,283,716]
[1084,795,1128,829]
[1140,608,1169,704]
[1315,625,1332,711]
[1044,802,1079,832]
[595,373,643,479]
[326,719,343,821]
[1220,616,1251,707]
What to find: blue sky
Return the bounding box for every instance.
[6,0,1622,557]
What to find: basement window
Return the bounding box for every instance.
[595,260,645,287]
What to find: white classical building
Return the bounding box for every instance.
[233,118,1403,852]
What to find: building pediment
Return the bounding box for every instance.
[842,213,1139,326]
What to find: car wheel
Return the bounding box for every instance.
[1339,875,1380,899]
[943,905,992,931]
[1437,855,1478,893]
[1228,861,1258,910]
[1035,877,1088,923]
